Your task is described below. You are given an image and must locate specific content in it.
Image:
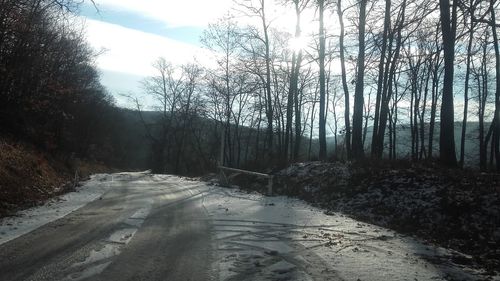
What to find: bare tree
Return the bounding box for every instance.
[371,0,392,158]
[336,0,351,158]
[283,0,310,162]
[317,0,328,160]
[235,0,275,156]
[352,0,368,159]
[201,15,241,166]
[459,0,477,167]
[438,0,458,166]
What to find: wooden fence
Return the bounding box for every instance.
[218,166,274,196]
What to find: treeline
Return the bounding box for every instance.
[132,61,290,174]
[0,0,142,169]
[4,0,498,176]
[142,0,500,173]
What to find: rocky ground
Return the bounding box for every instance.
[230,161,500,277]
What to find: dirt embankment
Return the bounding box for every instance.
[0,140,113,217]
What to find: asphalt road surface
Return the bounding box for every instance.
[0,173,216,281]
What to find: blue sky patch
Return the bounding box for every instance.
[81,3,202,46]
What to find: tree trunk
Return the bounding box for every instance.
[438,0,458,166]
[428,47,441,159]
[371,0,391,158]
[460,16,474,168]
[291,0,305,162]
[308,87,319,160]
[318,0,327,161]
[488,1,500,171]
[352,0,367,159]
[337,0,351,159]
[261,0,274,157]
[419,62,430,160]
[285,60,296,162]
[374,0,406,159]
[478,39,488,170]
[363,91,372,147]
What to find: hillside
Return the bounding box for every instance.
[0,108,152,217]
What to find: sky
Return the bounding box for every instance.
[80,0,235,107]
[80,0,324,108]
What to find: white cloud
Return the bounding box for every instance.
[91,0,326,34]
[82,2,341,104]
[85,18,212,76]
[94,0,233,28]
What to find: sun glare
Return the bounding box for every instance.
[288,36,308,52]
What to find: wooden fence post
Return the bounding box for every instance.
[267,176,273,196]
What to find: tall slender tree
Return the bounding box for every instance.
[352,0,368,159]
[318,0,327,160]
[488,0,500,171]
[371,0,392,158]
[459,0,476,168]
[336,0,351,158]
[438,0,458,166]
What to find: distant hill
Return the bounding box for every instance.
[326,122,487,167]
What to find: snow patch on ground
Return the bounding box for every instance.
[107,228,138,244]
[276,162,500,274]
[73,244,121,268]
[64,261,111,281]
[0,174,113,245]
[203,185,499,281]
[64,196,153,281]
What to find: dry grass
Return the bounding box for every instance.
[0,140,69,216]
[0,138,119,217]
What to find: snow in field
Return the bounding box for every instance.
[203,185,498,281]
[0,174,113,246]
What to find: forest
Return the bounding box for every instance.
[1,0,500,175]
[132,0,500,174]
[0,0,120,163]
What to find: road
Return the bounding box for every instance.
[0,173,216,281]
[0,172,487,281]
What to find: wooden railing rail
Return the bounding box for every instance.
[218,166,274,196]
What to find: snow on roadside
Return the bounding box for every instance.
[203,185,499,281]
[0,174,113,246]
